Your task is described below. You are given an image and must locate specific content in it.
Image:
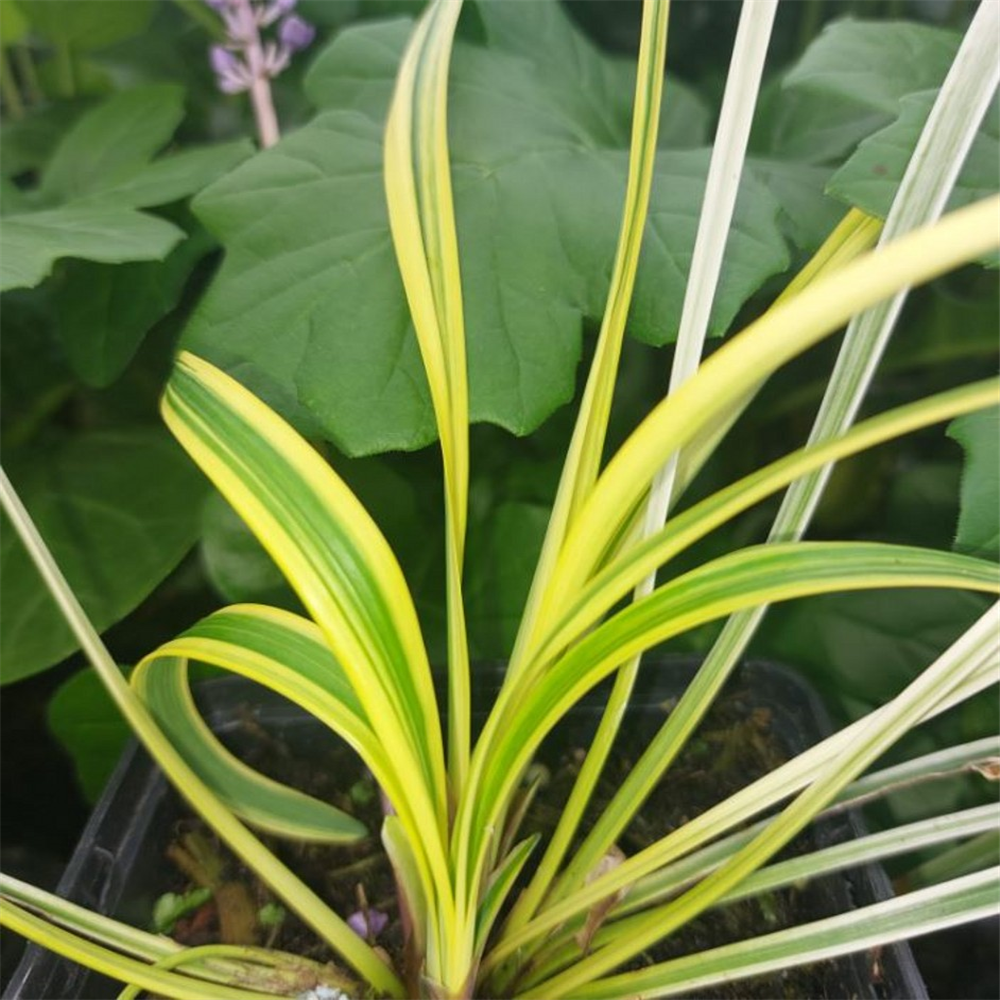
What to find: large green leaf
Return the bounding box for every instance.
[949,407,1000,561]
[1,89,251,292]
[758,589,992,717]
[752,76,887,166]
[0,429,209,683]
[749,19,977,253]
[465,502,549,658]
[829,91,999,230]
[13,0,154,52]
[0,206,183,292]
[881,277,1000,374]
[39,85,186,204]
[181,2,787,455]
[47,666,130,802]
[51,227,213,387]
[745,158,844,252]
[73,141,255,210]
[200,492,299,608]
[0,103,88,180]
[783,19,960,115]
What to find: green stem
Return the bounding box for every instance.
[0,49,25,120]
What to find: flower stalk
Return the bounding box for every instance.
[204,0,315,148]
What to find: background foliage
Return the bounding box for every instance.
[1,14,995,985]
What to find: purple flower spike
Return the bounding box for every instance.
[203,0,229,10]
[210,44,250,94]
[347,908,389,941]
[277,13,315,53]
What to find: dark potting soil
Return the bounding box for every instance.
[158,682,880,1000]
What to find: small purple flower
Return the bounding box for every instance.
[209,44,239,75]
[277,13,315,53]
[203,0,314,143]
[210,44,250,93]
[347,908,389,941]
[261,40,290,77]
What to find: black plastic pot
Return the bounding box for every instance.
[5,660,927,1000]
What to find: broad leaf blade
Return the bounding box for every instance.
[0,429,209,683]
[0,206,183,292]
[39,85,185,204]
[949,407,1000,560]
[829,90,999,264]
[52,227,213,387]
[783,19,960,115]
[47,667,130,802]
[161,353,451,896]
[15,0,154,53]
[182,3,787,456]
[75,140,255,210]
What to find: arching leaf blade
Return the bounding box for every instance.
[132,654,367,844]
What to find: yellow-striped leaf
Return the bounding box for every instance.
[384,0,472,793]
[161,352,451,907]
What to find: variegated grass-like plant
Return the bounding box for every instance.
[2,1,999,998]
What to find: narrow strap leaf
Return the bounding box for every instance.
[132,654,367,844]
[521,803,999,989]
[503,0,671,681]
[474,835,540,956]
[384,0,472,795]
[460,0,671,924]
[487,604,998,978]
[382,815,429,962]
[0,875,177,963]
[0,899,283,1000]
[469,544,998,913]
[551,197,1000,603]
[560,868,1000,1000]
[0,470,404,998]
[162,353,451,893]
